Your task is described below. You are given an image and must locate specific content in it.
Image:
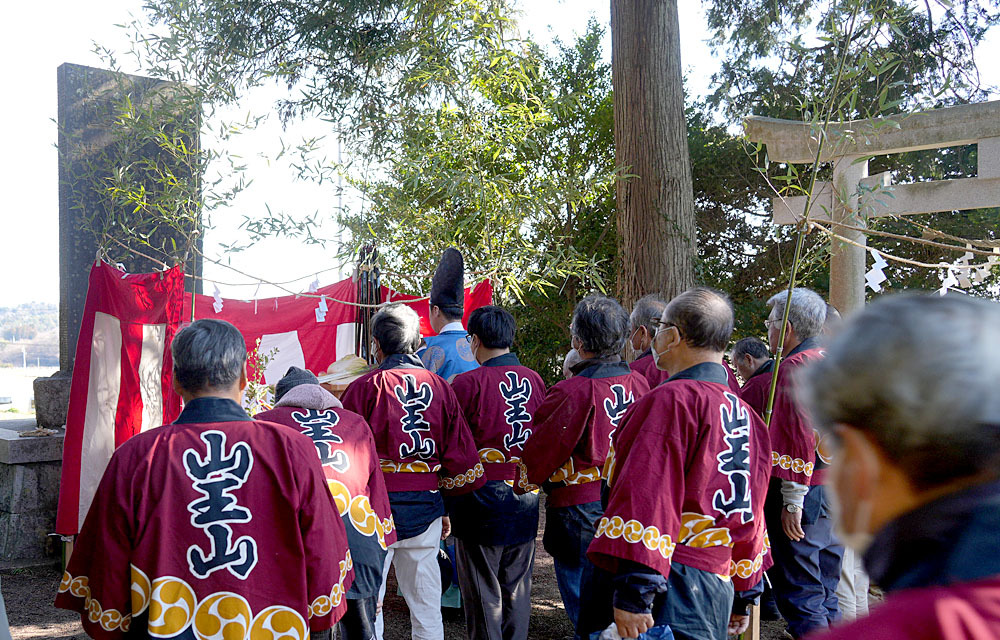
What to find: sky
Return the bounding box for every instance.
[0,1,996,307]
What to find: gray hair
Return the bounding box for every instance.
[372,303,422,356]
[563,348,582,377]
[767,288,827,339]
[172,319,246,392]
[664,287,734,352]
[732,336,770,361]
[630,294,667,334]
[571,295,629,358]
[801,294,1000,490]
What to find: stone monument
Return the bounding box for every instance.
[33,63,202,428]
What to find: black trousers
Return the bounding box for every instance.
[337,596,378,640]
[455,537,536,640]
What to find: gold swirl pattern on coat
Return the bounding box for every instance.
[62,560,354,639]
[678,512,734,549]
[602,445,617,485]
[478,448,507,464]
[380,459,442,474]
[58,571,132,632]
[131,565,151,616]
[730,531,771,580]
[771,451,814,476]
[515,460,540,493]
[325,480,395,550]
[311,547,354,618]
[438,462,485,490]
[193,591,252,640]
[249,605,308,640]
[548,459,602,486]
[594,516,676,560]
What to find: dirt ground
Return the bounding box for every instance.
[2,503,790,639]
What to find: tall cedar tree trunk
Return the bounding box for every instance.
[611,0,696,309]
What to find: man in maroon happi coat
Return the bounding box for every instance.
[56,319,352,640]
[733,336,774,417]
[584,288,772,640]
[340,303,485,640]
[449,305,547,640]
[257,366,396,640]
[627,294,671,388]
[801,294,1000,640]
[763,288,843,639]
[515,295,650,629]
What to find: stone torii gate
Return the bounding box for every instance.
[745,100,1000,315]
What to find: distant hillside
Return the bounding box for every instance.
[0,303,59,367]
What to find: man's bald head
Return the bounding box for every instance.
[663,287,735,353]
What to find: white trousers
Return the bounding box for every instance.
[375,517,444,640]
[835,546,870,620]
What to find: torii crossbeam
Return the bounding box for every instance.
[745,100,1000,314]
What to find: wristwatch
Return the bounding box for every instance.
[784,504,802,514]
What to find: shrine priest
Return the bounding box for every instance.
[801,294,1000,640]
[627,294,670,388]
[582,288,772,640]
[764,288,844,639]
[257,367,396,640]
[449,305,548,640]
[340,303,486,640]
[56,319,353,639]
[418,247,478,382]
[515,295,650,629]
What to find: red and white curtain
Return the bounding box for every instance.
[56,262,493,535]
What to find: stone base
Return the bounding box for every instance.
[0,426,64,563]
[33,371,73,428]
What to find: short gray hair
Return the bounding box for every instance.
[372,303,422,356]
[630,294,667,334]
[801,294,1000,490]
[665,288,734,352]
[767,288,826,339]
[571,295,629,358]
[172,319,246,392]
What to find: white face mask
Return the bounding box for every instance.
[650,339,669,371]
[828,437,880,554]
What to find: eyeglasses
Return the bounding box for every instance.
[651,319,678,337]
[765,318,782,329]
[465,334,474,343]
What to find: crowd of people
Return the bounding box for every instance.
[54,248,1000,640]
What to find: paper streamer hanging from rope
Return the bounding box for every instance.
[865,250,888,292]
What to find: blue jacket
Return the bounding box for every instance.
[418,326,479,382]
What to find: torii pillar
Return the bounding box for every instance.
[745,100,1000,316]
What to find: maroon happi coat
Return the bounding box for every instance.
[516,360,649,507]
[55,397,352,639]
[629,350,671,389]
[769,338,829,486]
[339,354,486,495]
[255,405,395,549]
[739,360,774,419]
[255,403,396,598]
[588,363,772,591]
[808,578,1000,640]
[450,353,547,480]
[631,351,741,394]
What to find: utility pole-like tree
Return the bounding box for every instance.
[611,0,697,307]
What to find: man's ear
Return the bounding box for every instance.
[238,363,248,392]
[171,372,184,396]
